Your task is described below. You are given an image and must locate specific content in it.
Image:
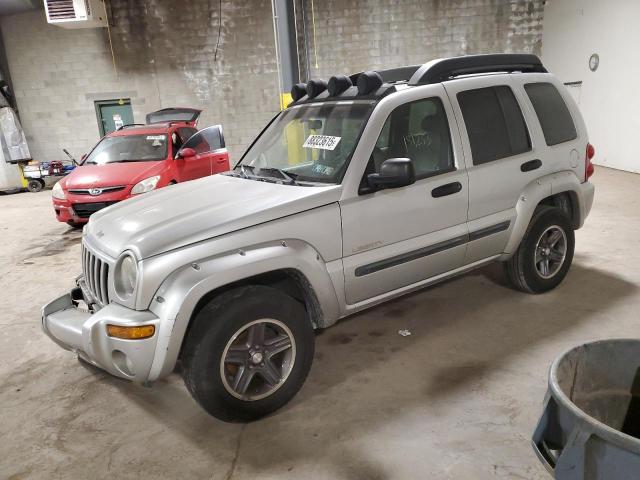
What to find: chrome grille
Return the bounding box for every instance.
[68,186,126,195]
[81,243,110,305]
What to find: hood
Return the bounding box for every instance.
[85,174,342,259]
[62,162,166,189]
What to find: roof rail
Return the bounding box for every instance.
[409,54,547,85]
[116,123,145,131]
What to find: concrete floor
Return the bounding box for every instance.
[0,166,638,479]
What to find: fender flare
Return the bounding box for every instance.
[145,238,341,381]
[501,171,583,257]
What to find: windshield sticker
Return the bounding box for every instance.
[312,164,335,175]
[146,135,165,147]
[303,135,341,151]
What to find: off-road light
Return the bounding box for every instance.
[306,79,327,98]
[291,83,307,102]
[357,71,383,95]
[107,324,155,340]
[328,75,352,96]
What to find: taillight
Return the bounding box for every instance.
[585,142,595,182]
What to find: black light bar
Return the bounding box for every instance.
[288,53,547,106]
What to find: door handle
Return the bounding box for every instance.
[431,182,462,198]
[521,159,542,172]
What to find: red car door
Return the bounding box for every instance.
[201,125,229,173]
[211,149,230,173]
[174,128,210,181]
[177,125,229,179]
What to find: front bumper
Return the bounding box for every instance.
[42,287,160,382]
[53,198,88,224]
[52,188,132,224]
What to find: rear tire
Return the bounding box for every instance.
[66,221,84,230]
[27,179,44,193]
[504,206,574,294]
[181,285,315,422]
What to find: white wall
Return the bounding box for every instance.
[542,0,640,173]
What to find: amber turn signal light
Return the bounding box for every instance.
[106,324,155,340]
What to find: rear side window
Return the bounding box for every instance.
[457,86,531,165]
[524,82,577,146]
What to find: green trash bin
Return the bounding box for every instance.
[533,339,640,479]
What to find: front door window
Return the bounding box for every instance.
[370,97,454,178]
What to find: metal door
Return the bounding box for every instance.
[95,99,133,136]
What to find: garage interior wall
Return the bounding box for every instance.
[300,0,544,79]
[0,0,544,163]
[542,0,640,174]
[0,1,281,162]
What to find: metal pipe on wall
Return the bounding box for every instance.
[271,0,300,110]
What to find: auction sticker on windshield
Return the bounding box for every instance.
[146,135,166,147]
[303,135,341,151]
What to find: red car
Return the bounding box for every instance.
[52,108,230,227]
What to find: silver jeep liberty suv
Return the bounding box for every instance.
[43,54,595,422]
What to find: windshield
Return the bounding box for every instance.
[84,134,168,164]
[237,102,374,184]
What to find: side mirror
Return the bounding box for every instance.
[177,147,196,159]
[367,158,415,191]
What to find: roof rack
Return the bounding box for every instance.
[408,53,546,85]
[116,123,145,131]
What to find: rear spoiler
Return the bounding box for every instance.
[146,108,202,126]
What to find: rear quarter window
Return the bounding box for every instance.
[524,82,577,146]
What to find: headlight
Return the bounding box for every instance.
[114,252,138,299]
[52,181,66,200]
[131,175,161,195]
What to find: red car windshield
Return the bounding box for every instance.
[84,134,168,164]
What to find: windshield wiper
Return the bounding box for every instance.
[238,164,255,178]
[257,167,298,185]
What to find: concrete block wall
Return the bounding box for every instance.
[0,0,280,162]
[301,0,544,80]
[0,0,544,163]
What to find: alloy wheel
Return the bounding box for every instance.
[534,225,567,279]
[220,319,296,401]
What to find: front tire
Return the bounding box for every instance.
[504,206,574,293]
[181,285,315,422]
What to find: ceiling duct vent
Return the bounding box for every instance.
[44,0,107,29]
